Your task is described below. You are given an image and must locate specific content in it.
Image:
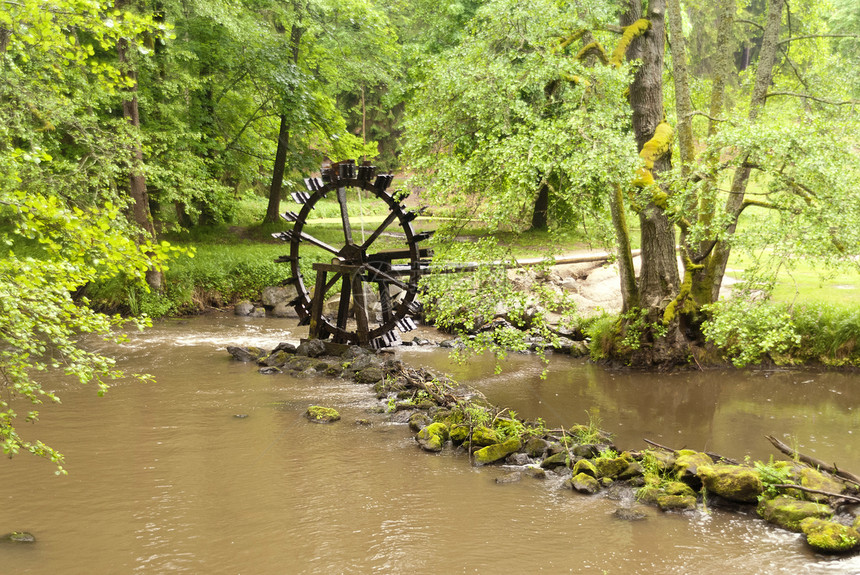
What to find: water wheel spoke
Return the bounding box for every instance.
[336,186,353,244]
[336,276,351,332]
[364,263,411,292]
[360,211,399,251]
[298,230,341,256]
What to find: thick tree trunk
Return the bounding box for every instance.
[530,181,549,231]
[704,0,784,302]
[264,115,290,224]
[624,0,680,312]
[263,23,303,225]
[117,32,162,291]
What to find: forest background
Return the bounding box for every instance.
[1,0,858,467]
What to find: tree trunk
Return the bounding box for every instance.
[624,0,680,312]
[530,181,549,231]
[688,0,736,307]
[704,0,784,302]
[263,23,303,225]
[117,29,162,291]
[264,115,290,224]
[609,184,639,312]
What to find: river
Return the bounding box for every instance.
[2,313,859,574]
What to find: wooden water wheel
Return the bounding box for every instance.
[272,160,431,348]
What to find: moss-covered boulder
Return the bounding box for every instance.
[800,518,860,554]
[354,367,384,384]
[657,494,697,511]
[408,412,432,433]
[572,459,598,478]
[636,485,660,504]
[474,438,522,465]
[524,437,549,458]
[540,452,570,469]
[673,450,713,481]
[697,464,763,503]
[593,456,630,479]
[570,473,601,494]
[757,496,833,532]
[618,461,645,481]
[854,515,860,532]
[664,481,697,498]
[449,424,470,444]
[226,345,268,363]
[416,422,449,452]
[799,468,845,502]
[305,406,341,423]
[523,466,548,480]
[470,425,500,447]
[572,444,599,458]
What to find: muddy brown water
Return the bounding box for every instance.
[2,314,859,574]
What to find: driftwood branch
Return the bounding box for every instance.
[771,484,860,504]
[765,435,860,487]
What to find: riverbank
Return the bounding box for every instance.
[227,338,860,557]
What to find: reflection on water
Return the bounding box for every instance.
[1,313,859,574]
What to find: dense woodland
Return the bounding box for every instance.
[1,0,859,465]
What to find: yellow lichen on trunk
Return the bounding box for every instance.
[633,121,674,188]
[576,42,609,65]
[610,19,652,67]
[662,255,702,325]
[557,29,587,52]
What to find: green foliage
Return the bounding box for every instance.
[582,312,619,361]
[754,458,795,500]
[702,298,800,367]
[618,307,667,351]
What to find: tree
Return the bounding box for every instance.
[405,0,860,364]
[0,0,176,470]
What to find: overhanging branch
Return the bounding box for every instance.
[765,91,859,106]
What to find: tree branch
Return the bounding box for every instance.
[778,33,860,46]
[765,91,860,106]
[766,434,860,487]
[772,484,860,504]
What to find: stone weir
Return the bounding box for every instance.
[226,340,860,556]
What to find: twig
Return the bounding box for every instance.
[772,484,860,504]
[764,91,859,106]
[644,438,676,452]
[765,435,860,487]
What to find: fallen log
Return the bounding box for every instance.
[643,438,739,464]
[765,435,860,488]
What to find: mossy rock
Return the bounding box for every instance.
[697,464,763,504]
[854,515,860,531]
[673,450,713,479]
[664,481,696,498]
[657,494,697,511]
[288,356,317,371]
[636,485,663,505]
[449,424,470,443]
[572,459,598,478]
[524,437,549,458]
[645,449,676,472]
[408,412,432,433]
[474,438,522,465]
[523,466,548,480]
[593,456,630,479]
[572,444,599,458]
[800,518,860,554]
[470,425,500,447]
[226,345,268,363]
[540,452,570,469]
[263,350,291,367]
[570,472,601,494]
[2,531,35,543]
[757,496,833,532]
[354,367,384,384]
[618,461,645,480]
[416,422,449,452]
[799,468,845,502]
[305,406,341,423]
